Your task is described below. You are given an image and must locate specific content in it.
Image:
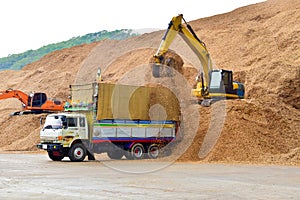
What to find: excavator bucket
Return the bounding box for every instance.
[151,63,174,78]
[152,64,161,78]
[150,50,183,78]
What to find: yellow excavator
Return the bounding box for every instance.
[152,14,244,106]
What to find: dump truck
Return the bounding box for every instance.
[37,80,181,161]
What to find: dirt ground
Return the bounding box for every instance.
[0,153,300,199]
[0,0,299,165]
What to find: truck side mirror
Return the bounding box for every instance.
[40,117,44,126]
[62,121,67,129]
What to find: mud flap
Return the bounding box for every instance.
[84,141,96,160]
[87,151,96,160]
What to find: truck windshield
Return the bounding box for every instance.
[43,116,63,129]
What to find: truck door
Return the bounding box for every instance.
[78,117,88,139]
[66,117,79,137]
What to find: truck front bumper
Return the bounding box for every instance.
[37,143,64,152]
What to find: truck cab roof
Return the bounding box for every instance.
[47,112,86,118]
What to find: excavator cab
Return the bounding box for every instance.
[209,70,244,99]
[209,70,232,95]
[28,93,47,107]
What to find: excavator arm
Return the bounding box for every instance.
[153,14,213,88]
[0,88,29,107]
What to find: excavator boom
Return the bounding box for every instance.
[0,89,29,106]
[154,14,213,87]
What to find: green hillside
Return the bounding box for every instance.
[0,29,138,71]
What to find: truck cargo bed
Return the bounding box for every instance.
[92,119,176,143]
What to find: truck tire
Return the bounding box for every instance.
[107,150,124,160]
[48,151,64,161]
[68,143,86,162]
[147,144,159,159]
[130,143,145,160]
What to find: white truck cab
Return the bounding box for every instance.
[38,113,90,161]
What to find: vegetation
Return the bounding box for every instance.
[0,29,138,71]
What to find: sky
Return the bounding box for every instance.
[0,0,265,58]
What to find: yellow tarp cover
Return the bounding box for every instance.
[97,83,180,121]
[70,83,94,104]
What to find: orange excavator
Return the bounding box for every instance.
[0,88,65,115]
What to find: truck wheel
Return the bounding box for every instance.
[48,151,64,161]
[68,143,86,162]
[107,150,124,159]
[130,143,144,160]
[147,144,159,159]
